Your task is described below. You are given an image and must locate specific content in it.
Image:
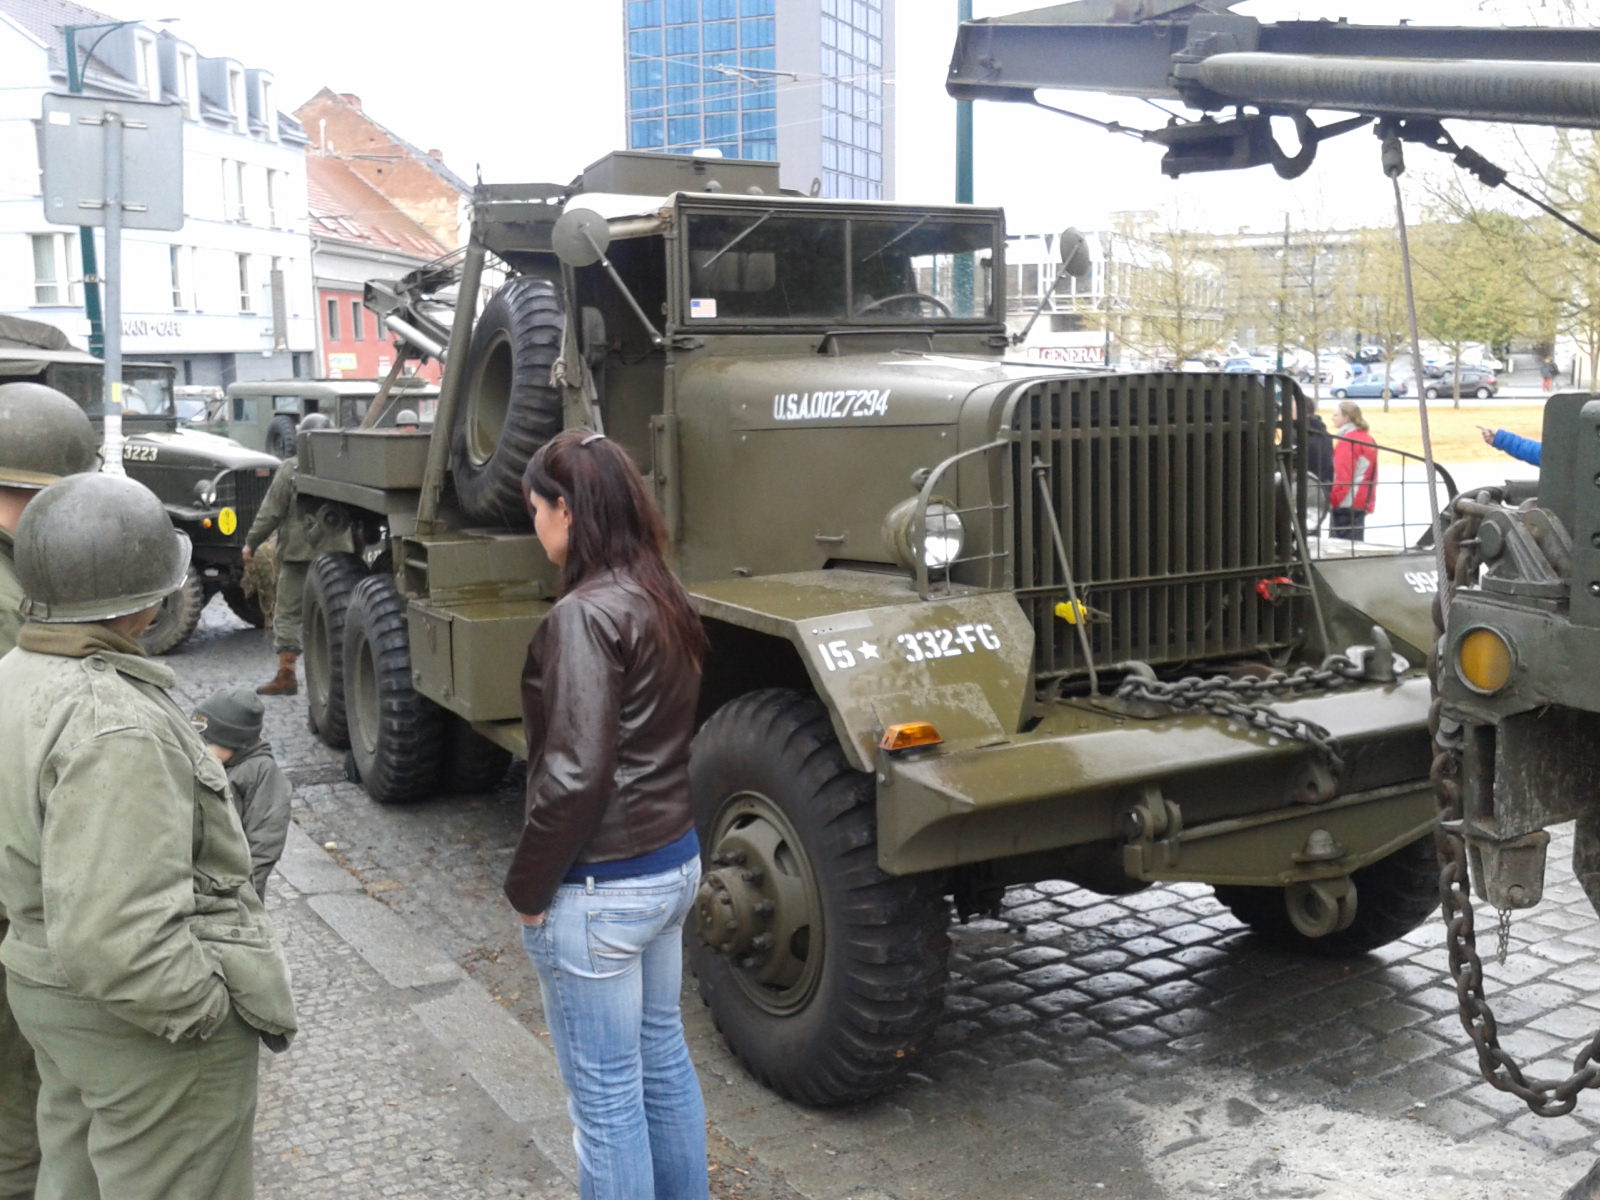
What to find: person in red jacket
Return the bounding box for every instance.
[1329,399,1378,540]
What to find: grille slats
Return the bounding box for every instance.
[1010,374,1297,681]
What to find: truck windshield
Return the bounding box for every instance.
[121,367,176,418]
[684,209,997,324]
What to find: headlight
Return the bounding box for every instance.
[884,498,966,572]
[1456,627,1513,693]
[193,479,218,506]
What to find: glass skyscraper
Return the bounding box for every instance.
[623,0,894,200]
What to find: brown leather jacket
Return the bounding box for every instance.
[503,571,700,916]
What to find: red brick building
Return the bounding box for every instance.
[295,88,469,252]
[307,154,446,381]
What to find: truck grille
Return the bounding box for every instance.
[1007,373,1301,680]
[222,467,273,526]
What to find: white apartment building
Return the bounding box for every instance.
[0,0,316,385]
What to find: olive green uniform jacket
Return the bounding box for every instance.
[0,622,296,1049]
[0,526,21,659]
[224,741,292,901]
[246,457,351,563]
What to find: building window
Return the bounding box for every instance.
[631,87,663,117]
[259,77,276,141]
[227,65,247,134]
[704,0,734,16]
[704,20,736,51]
[665,24,698,53]
[326,297,340,340]
[351,300,365,341]
[265,169,278,227]
[740,0,773,14]
[169,245,191,311]
[629,59,664,88]
[667,116,701,148]
[666,85,698,115]
[30,234,78,306]
[627,0,661,27]
[238,253,253,313]
[177,48,198,119]
[665,0,697,22]
[740,17,774,46]
[630,119,665,148]
[136,32,160,102]
[235,161,248,222]
[629,28,662,56]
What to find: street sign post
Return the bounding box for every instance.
[40,93,183,473]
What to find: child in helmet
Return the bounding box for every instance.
[194,686,292,901]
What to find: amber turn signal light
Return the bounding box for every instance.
[1457,627,1513,693]
[880,722,943,753]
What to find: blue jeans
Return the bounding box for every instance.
[521,859,708,1200]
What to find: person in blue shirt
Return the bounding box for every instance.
[1477,425,1541,466]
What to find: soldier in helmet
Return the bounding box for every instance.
[394,408,420,432]
[0,472,295,1199]
[0,381,97,1200]
[242,411,350,695]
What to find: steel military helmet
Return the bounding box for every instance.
[0,382,98,490]
[15,473,190,623]
[298,412,331,433]
[395,409,419,427]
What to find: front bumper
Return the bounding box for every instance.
[875,674,1434,881]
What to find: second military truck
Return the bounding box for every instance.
[292,151,1443,1106]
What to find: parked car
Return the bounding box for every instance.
[1331,374,1408,400]
[1223,355,1275,373]
[1423,368,1497,399]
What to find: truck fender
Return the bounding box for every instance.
[692,571,1035,772]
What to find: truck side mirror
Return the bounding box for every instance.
[1059,228,1091,286]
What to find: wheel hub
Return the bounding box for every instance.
[695,793,822,1007]
[694,854,775,967]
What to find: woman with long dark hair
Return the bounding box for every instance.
[504,429,709,1200]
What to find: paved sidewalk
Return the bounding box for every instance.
[165,683,579,1200]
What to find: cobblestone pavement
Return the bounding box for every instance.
[169,602,1600,1200]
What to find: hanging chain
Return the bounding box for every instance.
[1114,655,1362,777]
[1385,122,1600,1116]
[1427,496,1600,1116]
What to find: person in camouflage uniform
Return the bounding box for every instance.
[243,412,349,695]
[0,382,98,1200]
[0,472,296,1200]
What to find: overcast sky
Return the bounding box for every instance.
[130,0,1597,236]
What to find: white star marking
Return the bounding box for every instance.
[857,642,880,661]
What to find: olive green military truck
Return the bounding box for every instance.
[292,150,1443,1106]
[212,377,439,458]
[0,316,278,653]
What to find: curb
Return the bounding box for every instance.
[275,822,579,1185]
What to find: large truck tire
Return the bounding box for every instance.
[303,552,367,748]
[451,277,564,528]
[1214,834,1439,956]
[439,715,514,794]
[140,568,205,655]
[688,689,951,1107]
[342,574,442,803]
[266,414,298,459]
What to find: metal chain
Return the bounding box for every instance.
[1114,654,1363,776]
[1429,495,1600,1116]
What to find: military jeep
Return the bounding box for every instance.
[292,151,1445,1106]
[0,316,278,653]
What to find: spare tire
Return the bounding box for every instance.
[266,414,298,459]
[451,277,565,528]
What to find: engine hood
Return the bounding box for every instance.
[126,427,280,472]
[690,350,1074,430]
